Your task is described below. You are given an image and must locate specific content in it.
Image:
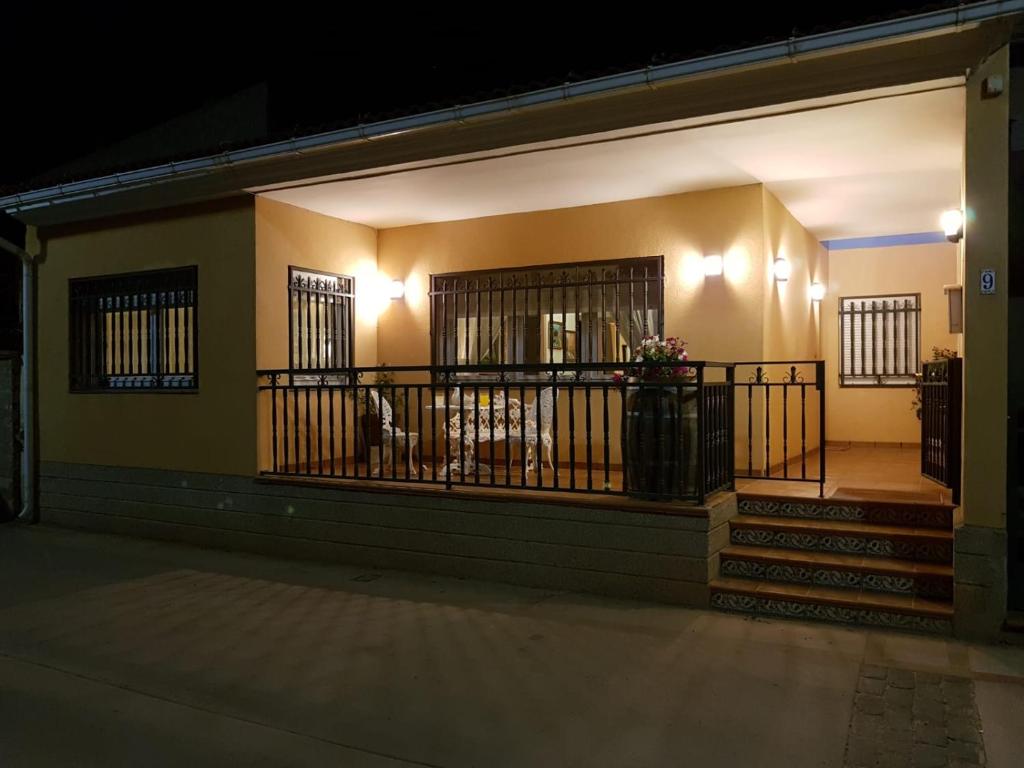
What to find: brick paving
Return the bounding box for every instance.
[844,665,987,768]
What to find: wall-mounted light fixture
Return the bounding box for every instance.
[388,279,406,300]
[810,282,826,302]
[703,254,723,277]
[941,209,964,243]
[772,256,792,282]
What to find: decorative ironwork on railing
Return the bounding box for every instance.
[257,360,734,504]
[920,357,962,504]
[733,361,826,497]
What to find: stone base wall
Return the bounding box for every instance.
[954,524,1008,640]
[40,461,737,607]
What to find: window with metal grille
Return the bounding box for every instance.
[429,256,664,375]
[839,293,920,387]
[69,267,198,392]
[288,267,355,374]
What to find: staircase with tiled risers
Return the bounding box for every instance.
[710,493,955,633]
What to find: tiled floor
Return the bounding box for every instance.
[737,444,953,504]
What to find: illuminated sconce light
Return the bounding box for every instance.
[703,254,723,277]
[940,209,964,243]
[387,279,406,300]
[772,257,792,282]
[810,282,826,302]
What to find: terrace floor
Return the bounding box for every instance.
[737,443,952,504]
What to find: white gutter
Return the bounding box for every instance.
[0,235,38,524]
[3,0,1022,215]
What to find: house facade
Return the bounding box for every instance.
[3,3,1021,638]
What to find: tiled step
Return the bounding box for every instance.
[729,514,953,564]
[709,576,952,634]
[718,545,953,599]
[737,493,954,530]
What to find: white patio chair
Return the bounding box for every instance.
[366,390,419,477]
[507,387,554,475]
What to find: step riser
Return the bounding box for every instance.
[730,528,952,564]
[710,591,951,634]
[719,557,952,600]
[738,498,952,529]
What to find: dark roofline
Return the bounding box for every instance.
[3,0,1021,220]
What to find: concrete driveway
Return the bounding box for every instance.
[0,524,1021,767]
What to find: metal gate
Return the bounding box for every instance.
[920,357,962,505]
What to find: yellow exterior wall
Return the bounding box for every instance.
[822,243,959,444]
[378,185,767,364]
[254,198,379,472]
[962,46,1010,529]
[255,197,379,370]
[759,189,829,465]
[37,200,257,476]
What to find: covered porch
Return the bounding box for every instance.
[251,78,965,510]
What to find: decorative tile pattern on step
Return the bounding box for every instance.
[843,665,986,768]
[739,496,953,529]
[710,591,951,634]
[729,528,950,561]
[729,528,953,563]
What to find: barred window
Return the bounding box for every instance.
[429,256,664,375]
[839,293,920,387]
[288,267,355,373]
[69,267,198,392]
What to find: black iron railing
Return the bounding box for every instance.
[921,357,962,504]
[733,361,826,497]
[257,360,734,504]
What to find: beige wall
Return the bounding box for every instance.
[377,185,768,366]
[36,200,258,476]
[255,197,379,370]
[822,243,958,444]
[759,189,829,464]
[254,198,380,472]
[375,184,825,470]
[962,47,1010,530]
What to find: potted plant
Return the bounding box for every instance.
[615,336,696,499]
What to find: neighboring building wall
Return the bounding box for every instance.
[35,200,257,476]
[822,243,958,444]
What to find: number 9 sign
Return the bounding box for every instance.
[980,269,996,295]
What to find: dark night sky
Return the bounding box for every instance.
[0,3,958,191]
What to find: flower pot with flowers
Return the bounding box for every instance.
[614,336,697,500]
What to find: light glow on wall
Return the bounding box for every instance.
[810,281,826,302]
[772,256,792,282]
[703,254,723,277]
[723,247,750,283]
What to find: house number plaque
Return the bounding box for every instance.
[980,269,996,295]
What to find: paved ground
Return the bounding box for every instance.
[0,525,1021,768]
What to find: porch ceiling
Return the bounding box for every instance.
[258,81,964,241]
